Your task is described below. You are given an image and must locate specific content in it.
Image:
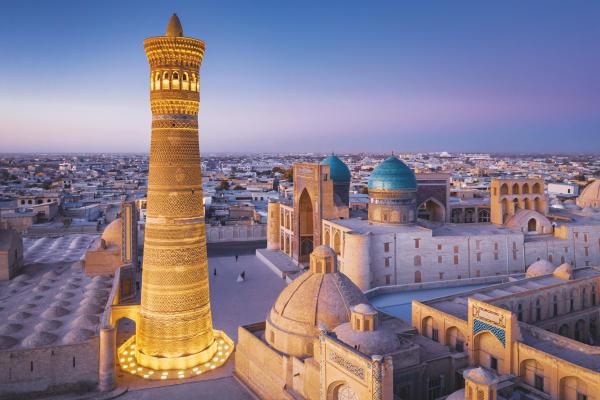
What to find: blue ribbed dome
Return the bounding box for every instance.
[368,156,417,190]
[321,155,351,182]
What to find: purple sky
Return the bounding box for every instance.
[0,1,599,153]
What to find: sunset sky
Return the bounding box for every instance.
[0,0,598,153]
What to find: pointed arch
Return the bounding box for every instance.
[417,197,445,222]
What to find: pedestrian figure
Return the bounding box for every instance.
[214,268,217,276]
[237,270,246,283]
[235,254,239,262]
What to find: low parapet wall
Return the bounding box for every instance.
[365,274,519,298]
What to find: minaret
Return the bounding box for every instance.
[125,14,232,373]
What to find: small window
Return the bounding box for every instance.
[438,255,442,264]
[490,356,498,371]
[534,374,544,392]
[432,328,439,342]
[384,257,390,267]
[385,275,391,285]
[384,242,390,252]
[455,340,464,352]
[414,255,422,266]
[437,244,442,251]
[414,238,420,249]
[454,255,459,265]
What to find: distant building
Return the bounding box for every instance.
[265,157,600,290]
[0,229,23,280]
[414,264,600,399]
[548,182,579,198]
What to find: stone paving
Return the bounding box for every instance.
[113,252,286,398]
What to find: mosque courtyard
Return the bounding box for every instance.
[114,250,287,399]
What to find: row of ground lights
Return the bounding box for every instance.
[118,339,231,380]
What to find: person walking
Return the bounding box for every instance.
[235,254,239,262]
[214,268,217,277]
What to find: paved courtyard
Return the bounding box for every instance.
[114,251,286,398]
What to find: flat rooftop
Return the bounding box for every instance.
[331,217,520,237]
[423,267,600,320]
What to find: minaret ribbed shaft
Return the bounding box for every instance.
[137,15,214,365]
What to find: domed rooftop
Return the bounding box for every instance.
[353,303,377,315]
[463,367,498,385]
[321,155,351,182]
[101,218,122,248]
[333,321,402,356]
[368,156,417,190]
[526,259,554,278]
[577,180,600,208]
[265,246,367,357]
[553,263,573,280]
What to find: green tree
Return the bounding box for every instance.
[217,180,230,190]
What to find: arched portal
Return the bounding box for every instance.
[512,183,520,195]
[575,319,586,342]
[446,326,465,351]
[560,376,589,400]
[418,198,445,222]
[559,324,570,338]
[333,231,341,255]
[298,189,314,263]
[478,209,490,223]
[328,382,359,400]
[528,218,537,232]
[473,331,502,371]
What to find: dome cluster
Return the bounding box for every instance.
[526,260,574,280]
[265,245,367,358]
[318,154,420,225]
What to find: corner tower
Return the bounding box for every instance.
[118,14,232,375]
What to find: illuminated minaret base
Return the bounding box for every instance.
[116,14,233,378]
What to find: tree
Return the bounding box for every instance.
[283,168,293,182]
[232,184,246,190]
[217,180,230,190]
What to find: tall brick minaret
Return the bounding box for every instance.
[135,14,225,371]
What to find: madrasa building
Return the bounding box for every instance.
[264,155,600,290]
[237,244,600,400]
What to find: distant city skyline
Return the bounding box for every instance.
[1,1,599,153]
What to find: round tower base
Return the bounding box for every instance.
[116,330,234,380]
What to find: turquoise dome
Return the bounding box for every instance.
[368,156,417,190]
[321,155,351,182]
